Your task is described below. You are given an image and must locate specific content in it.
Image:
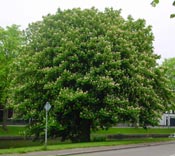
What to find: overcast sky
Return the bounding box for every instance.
[0,0,174,63]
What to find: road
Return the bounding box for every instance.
[71,143,175,156]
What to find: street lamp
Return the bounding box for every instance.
[44,102,51,148]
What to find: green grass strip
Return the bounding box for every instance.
[0,138,174,155]
[93,127,175,135]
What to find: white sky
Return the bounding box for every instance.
[0,0,175,63]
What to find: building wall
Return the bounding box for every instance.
[0,107,13,122]
[159,111,175,126]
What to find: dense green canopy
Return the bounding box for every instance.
[0,25,23,129]
[161,58,175,110]
[9,8,174,142]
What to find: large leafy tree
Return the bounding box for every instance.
[10,8,173,142]
[0,25,23,129]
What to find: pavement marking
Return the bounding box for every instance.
[169,154,175,156]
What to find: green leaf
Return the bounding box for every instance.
[155,0,159,3]
[173,1,175,6]
[170,14,175,18]
[151,0,159,7]
[151,2,156,7]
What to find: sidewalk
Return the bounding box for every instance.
[2,141,175,156]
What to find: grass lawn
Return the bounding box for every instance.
[0,138,175,155]
[1,126,175,137]
[93,127,175,135]
[0,125,25,136]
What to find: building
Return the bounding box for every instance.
[159,110,175,127]
[0,105,13,123]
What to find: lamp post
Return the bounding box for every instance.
[44,102,51,148]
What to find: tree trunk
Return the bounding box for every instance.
[72,119,91,142]
[2,108,8,131]
[79,119,91,142]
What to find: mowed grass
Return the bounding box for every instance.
[1,126,175,137]
[93,127,175,135]
[0,138,175,155]
[0,126,25,136]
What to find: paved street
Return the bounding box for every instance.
[72,143,175,156]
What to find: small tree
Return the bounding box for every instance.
[0,25,23,130]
